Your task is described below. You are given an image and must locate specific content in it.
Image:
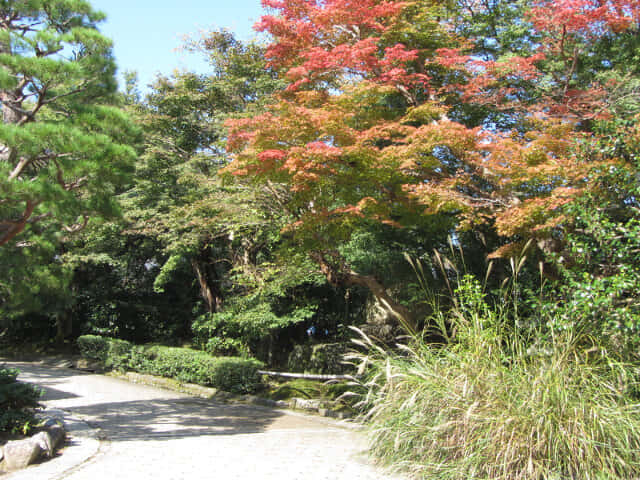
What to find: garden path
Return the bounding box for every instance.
[2,361,404,480]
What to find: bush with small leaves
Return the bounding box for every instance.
[77,335,132,371]
[128,346,264,394]
[0,368,41,435]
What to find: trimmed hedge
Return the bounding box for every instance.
[77,335,132,371]
[129,346,263,394]
[77,336,263,394]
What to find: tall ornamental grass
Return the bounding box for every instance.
[353,275,640,480]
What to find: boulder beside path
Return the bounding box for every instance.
[1,412,66,472]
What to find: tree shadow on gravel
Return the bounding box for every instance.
[36,382,81,401]
[0,362,84,401]
[2,362,88,378]
[66,398,284,441]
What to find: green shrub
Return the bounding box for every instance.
[204,337,249,358]
[355,276,640,480]
[106,338,134,370]
[192,300,316,360]
[127,345,263,394]
[542,200,640,356]
[127,345,151,372]
[78,336,264,394]
[77,334,108,361]
[0,368,41,435]
[77,335,132,371]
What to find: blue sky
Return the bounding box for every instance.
[90,0,266,90]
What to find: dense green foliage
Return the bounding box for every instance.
[128,345,263,394]
[4,1,640,475]
[77,334,133,370]
[63,226,197,343]
[0,0,137,336]
[77,335,264,394]
[286,342,351,375]
[0,368,41,435]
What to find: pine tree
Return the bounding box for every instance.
[0,1,136,325]
[0,0,136,247]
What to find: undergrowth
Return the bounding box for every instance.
[352,271,640,480]
[0,368,41,437]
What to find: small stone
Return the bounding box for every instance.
[319,408,337,418]
[3,439,43,470]
[293,398,321,411]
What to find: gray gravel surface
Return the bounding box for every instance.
[2,361,405,480]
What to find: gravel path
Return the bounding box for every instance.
[3,362,405,480]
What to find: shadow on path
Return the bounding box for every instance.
[4,361,286,444]
[1,362,83,401]
[37,383,81,401]
[65,398,283,441]
[3,362,90,380]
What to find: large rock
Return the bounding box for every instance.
[31,431,53,457]
[73,358,105,372]
[287,342,352,374]
[46,424,66,450]
[1,421,66,471]
[39,417,66,450]
[3,438,42,470]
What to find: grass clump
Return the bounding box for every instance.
[263,377,361,412]
[355,275,640,480]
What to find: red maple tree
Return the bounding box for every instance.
[225,0,640,326]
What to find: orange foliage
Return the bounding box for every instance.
[225,0,635,255]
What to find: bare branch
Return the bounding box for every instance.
[64,176,88,191]
[8,156,30,180]
[62,215,89,233]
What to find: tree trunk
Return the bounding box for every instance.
[55,312,72,344]
[310,251,417,334]
[191,254,223,314]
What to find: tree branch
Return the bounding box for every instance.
[310,250,417,334]
[0,200,39,246]
[8,155,32,180]
[62,215,89,233]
